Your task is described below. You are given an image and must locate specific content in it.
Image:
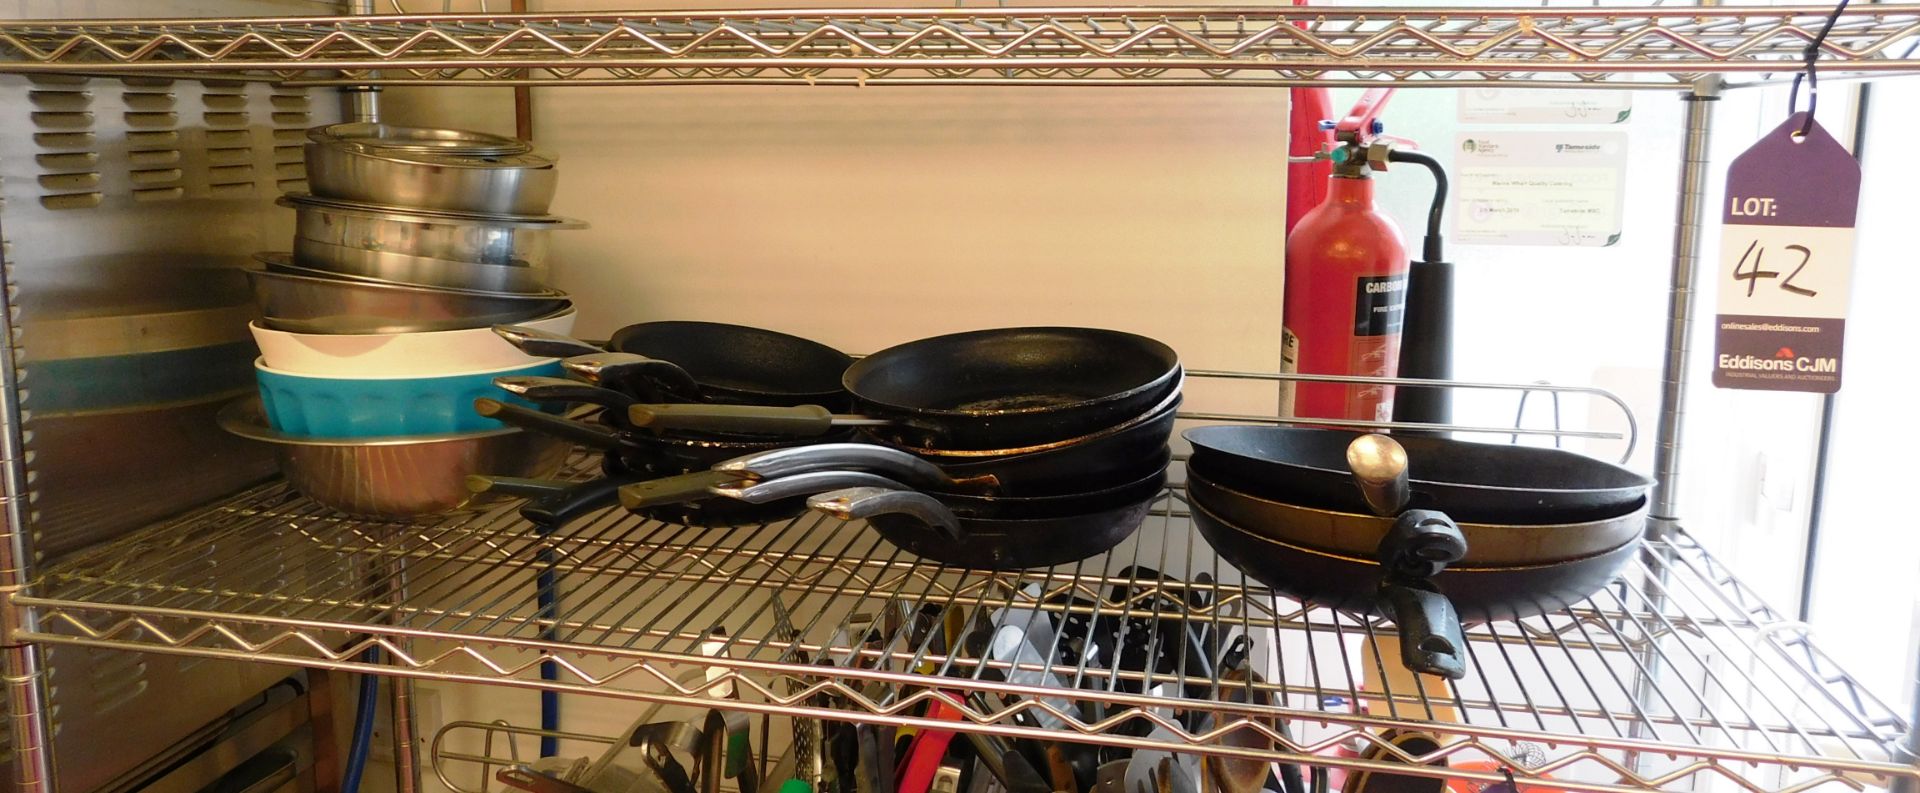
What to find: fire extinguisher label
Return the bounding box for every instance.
[1353,274,1408,336]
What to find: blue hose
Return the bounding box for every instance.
[342,647,382,793]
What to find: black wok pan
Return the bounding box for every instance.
[806,466,1167,570]
[1187,466,1647,565]
[1184,426,1651,524]
[848,327,1179,450]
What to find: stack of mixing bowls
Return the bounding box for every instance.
[223,123,586,518]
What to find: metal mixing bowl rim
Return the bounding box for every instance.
[218,397,527,447]
[306,122,530,156]
[317,142,557,171]
[277,193,586,229]
[250,254,568,301]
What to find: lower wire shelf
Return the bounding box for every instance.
[15,463,1915,792]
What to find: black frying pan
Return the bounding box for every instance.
[495,322,853,409]
[846,327,1180,450]
[1188,465,1647,565]
[1192,496,1640,624]
[806,467,1167,570]
[1183,426,1651,524]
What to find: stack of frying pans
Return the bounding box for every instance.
[1182,426,1653,680]
[476,325,1183,571]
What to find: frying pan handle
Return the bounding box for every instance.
[493,324,605,359]
[709,470,914,504]
[629,403,845,437]
[495,376,637,411]
[474,397,623,451]
[714,443,994,492]
[1378,584,1468,680]
[466,475,571,499]
[563,352,702,400]
[1376,509,1467,579]
[522,476,632,528]
[617,470,744,511]
[806,487,963,540]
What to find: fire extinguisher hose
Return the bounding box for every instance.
[1386,149,1448,264]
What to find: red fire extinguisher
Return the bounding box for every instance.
[1281,88,1410,423]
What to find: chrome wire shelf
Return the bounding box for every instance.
[13,466,1912,790]
[2,5,1920,89]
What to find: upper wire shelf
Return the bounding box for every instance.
[7,367,1909,793]
[2,5,1920,89]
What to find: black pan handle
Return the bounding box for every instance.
[474,397,624,451]
[1378,583,1468,680]
[492,325,605,359]
[522,477,633,529]
[1376,509,1466,579]
[495,375,637,413]
[629,403,891,437]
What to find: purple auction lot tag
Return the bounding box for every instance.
[1712,112,1860,393]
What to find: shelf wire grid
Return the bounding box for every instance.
[0,6,1919,88]
[10,399,1913,791]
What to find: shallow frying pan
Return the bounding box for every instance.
[806,468,1166,570]
[847,327,1179,450]
[1184,426,1651,524]
[1188,466,1647,565]
[1192,496,1640,625]
[494,322,853,409]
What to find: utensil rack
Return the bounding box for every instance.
[7,369,1906,792]
[1,5,1919,89]
[0,4,1915,792]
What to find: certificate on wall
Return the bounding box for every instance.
[1451,131,1629,247]
[1458,88,1633,125]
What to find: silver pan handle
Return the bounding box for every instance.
[710,471,913,504]
[492,324,604,358]
[715,443,995,492]
[806,487,963,540]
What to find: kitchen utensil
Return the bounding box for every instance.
[1189,468,1646,566]
[710,390,1176,496]
[305,141,559,215]
[247,256,568,334]
[248,308,573,377]
[607,321,854,408]
[473,398,626,450]
[699,711,728,793]
[254,358,560,437]
[1341,730,1447,793]
[842,327,1181,450]
[1184,426,1651,524]
[1189,496,1641,657]
[718,451,1170,519]
[629,403,892,435]
[281,192,581,267]
[1347,433,1411,516]
[290,237,551,293]
[219,398,568,517]
[495,375,639,413]
[308,122,531,156]
[494,324,609,359]
[806,474,1162,570]
[497,766,597,793]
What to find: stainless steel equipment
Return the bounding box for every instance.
[290,237,550,294]
[304,142,557,215]
[218,399,571,518]
[247,255,569,334]
[281,192,581,268]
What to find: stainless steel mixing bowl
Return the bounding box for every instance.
[307,122,530,156]
[305,142,558,215]
[281,192,583,267]
[290,238,551,294]
[246,253,569,334]
[219,398,571,518]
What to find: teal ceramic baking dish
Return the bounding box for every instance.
[255,357,562,436]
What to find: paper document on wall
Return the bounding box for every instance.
[1452,130,1629,247]
[1458,88,1633,124]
